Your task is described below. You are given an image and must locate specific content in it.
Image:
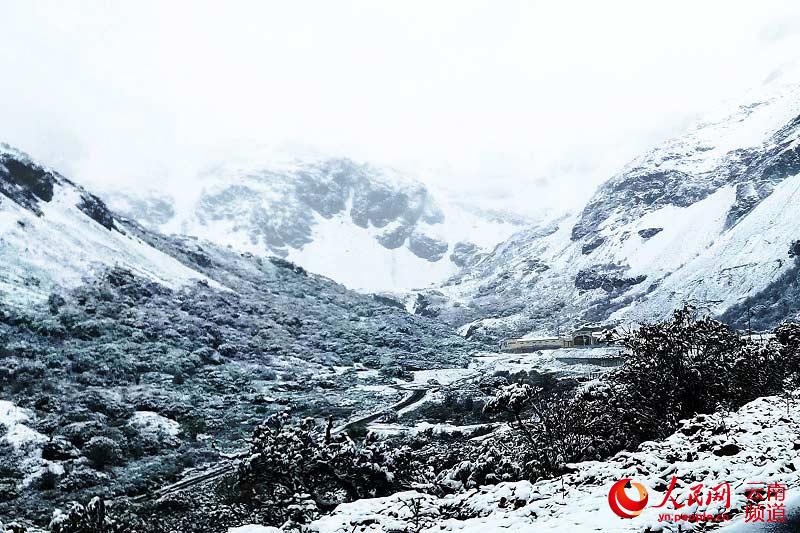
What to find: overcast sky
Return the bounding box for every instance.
[2,1,800,214]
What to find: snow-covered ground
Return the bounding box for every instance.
[412,367,477,386]
[305,393,800,533]
[129,411,182,438]
[0,400,60,488]
[363,349,620,436]
[720,495,800,532]
[285,206,458,292]
[471,348,623,379]
[228,526,282,533]
[616,171,800,323]
[286,199,525,292]
[0,400,46,450]
[368,421,496,439]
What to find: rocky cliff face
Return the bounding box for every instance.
[101,157,528,292]
[420,70,800,339]
[0,143,116,230]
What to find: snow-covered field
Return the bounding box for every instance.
[0,400,55,488]
[368,421,495,439]
[228,526,282,533]
[286,206,459,292]
[129,411,182,438]
[0,400,46,451]
[358,349,620,437]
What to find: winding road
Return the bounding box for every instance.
[331,387,427,435]
[139,350,611,501]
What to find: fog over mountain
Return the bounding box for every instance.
[2,1,800,216]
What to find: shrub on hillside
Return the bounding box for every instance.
[84,437,123,470]
[600,307,790,442]
[49,497,140,533]
[237,413,425,526]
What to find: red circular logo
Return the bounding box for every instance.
[608,478,649,519]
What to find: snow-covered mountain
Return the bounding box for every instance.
[421,68,800,338]
[0,143,216,307]
[100,156,530,293]
[7,64,800,341]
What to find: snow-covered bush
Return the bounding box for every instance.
[435,440,530,490]
[584,306,794,453]
[484,383,535,420]
[621,308,768,398]
[0,520,27,533]
[776,321,800,351]
[483,381,593,474]
[49,497,139,533]
[237,414,424,526]
[83,437,123,470]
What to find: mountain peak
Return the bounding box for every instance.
[99,154,529,292]
[0,143,213,307]
[571,76,800,241]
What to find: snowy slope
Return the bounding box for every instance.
[0,143,217,306]
[306,393,800,533]
[616,171,800,324]
[286,196,525,292]
[424,68,800,338]
[100,156,529,292]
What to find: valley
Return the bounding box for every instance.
[2,63,800,533]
